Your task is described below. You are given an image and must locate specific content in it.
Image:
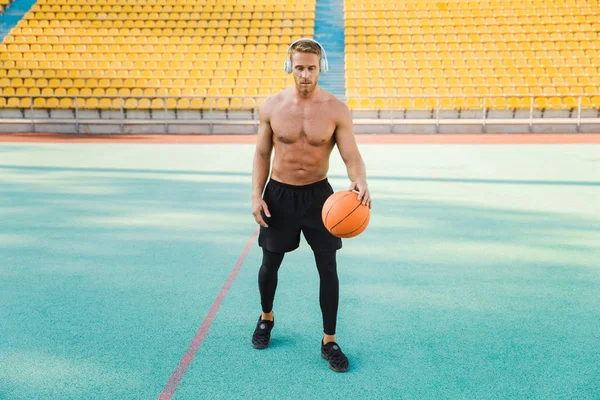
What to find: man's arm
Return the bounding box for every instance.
[252,99,275,227]
[334,102,372,207]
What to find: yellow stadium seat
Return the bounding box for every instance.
[507,97,521,109]
[213,98,229,110]
[79,87,92,97]
[151,99,165,109]
[492,98,508,109]
[138,99,151,109]
[5,97,20,108]
[356,98,371,109]
[520,97,534,109]
[18,97,31,108]
[373,98,387,109]
[547,97,565,110]
[347,98,359,109]
[130,87,144,97]
[156,88,169,97]
[534,97,548,109]
[82,98,98,109]
[96,98,111,110]
[105,88,118,97]
[177,98,190,109]
[31,97,46,109]
[124,98,138,110]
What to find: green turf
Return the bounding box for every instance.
[1,143,599,399]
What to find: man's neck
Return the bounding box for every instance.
[294,86,320,103]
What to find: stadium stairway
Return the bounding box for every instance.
[313,0,346,101]
[0,0,36,40]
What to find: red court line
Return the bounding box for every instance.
[1,133,599,144]
[159,227,259,400]
[0,133,257,144]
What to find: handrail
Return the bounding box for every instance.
[0,94,598,135]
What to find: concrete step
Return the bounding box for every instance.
[0,0,37,41]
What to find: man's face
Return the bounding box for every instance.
[291,52,320,95]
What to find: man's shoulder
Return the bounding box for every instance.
[259,94,280,119]
[320,91,351,121]
[318,89,348,109]
[260,89,290,113]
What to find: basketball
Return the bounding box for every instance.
[322,190,370,238]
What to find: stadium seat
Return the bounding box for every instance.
[345,0,599,112]
[0,0,316,111]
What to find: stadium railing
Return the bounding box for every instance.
[0,94,599,134]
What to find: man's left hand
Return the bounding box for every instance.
[349,181,371,208]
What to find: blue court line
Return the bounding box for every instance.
[1,165,599,187]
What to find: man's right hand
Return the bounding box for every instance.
[252,197,271,228]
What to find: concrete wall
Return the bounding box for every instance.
[0,119,599,135]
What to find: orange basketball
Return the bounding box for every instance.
[322,190,370,238]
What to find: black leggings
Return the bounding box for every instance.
[258,248,339,335]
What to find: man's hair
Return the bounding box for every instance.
[289,39,322,64]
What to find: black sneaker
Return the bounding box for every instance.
[321,341,349,372]
[251,316,274,349]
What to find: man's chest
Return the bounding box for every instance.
[270,105,336,145]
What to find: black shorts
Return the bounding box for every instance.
[258,178,343,253]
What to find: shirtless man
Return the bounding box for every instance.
[250,39,371,373]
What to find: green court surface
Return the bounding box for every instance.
[1,142,599,399]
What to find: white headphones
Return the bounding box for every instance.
[283,38,329,74]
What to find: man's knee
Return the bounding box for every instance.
[314,251,337,275]
[261,248,285,270]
